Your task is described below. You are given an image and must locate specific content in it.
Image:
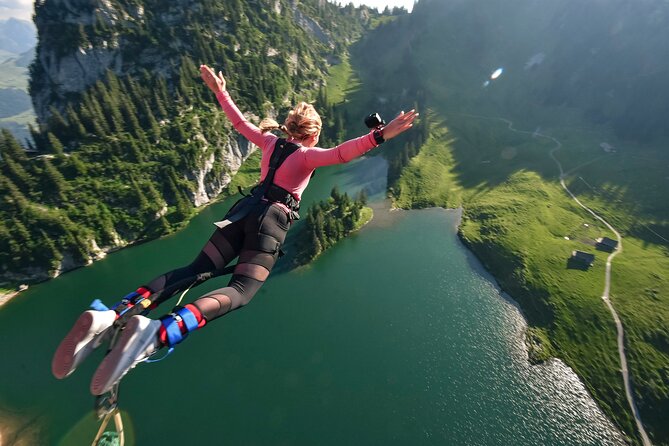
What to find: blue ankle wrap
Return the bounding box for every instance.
[176,306,200,332]
[162,317,183,346]
[160,306,199,347]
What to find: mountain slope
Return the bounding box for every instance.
[342,0,669,444]
[0,18,36,54]
[0,0,384,282]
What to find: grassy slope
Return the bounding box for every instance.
[0,57,28,90]
[390,104,668,445]
[0,56,36,142]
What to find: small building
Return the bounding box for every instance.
[571,250,595,268]
[596,237,618,252]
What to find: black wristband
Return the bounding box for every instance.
[372,128,385,145]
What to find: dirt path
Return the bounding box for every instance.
[454,113,652,445]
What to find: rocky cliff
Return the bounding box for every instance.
[0,0,379,283]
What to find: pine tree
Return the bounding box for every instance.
[357,189,368,206]
[47,132,65,156]
[38,229,62,266]
[10,218,32,256]
[1,176,29,214]
[120,96,143,138]
[0,129,28,162]
[165,168,192,219]
[65,104,87,140]
[47,106,69,142]
[123,138,144,163]
[42,158,69,202]
[2,157,33,193]
[97,81,125,134]
[67,153,88,176]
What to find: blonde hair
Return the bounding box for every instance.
[259,102,322,140]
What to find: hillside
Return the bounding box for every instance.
[0,18,35,54]
[0,46,36,143]
[334,0,669,444]
[0,0,389,284]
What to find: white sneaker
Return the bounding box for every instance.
[52,309,117,379]
[90,315,162,395]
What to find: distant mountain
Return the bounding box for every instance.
[0,49,15,63]
[0,44,35,144]
[14,47,36,68]
[0,88,31,118]
[0,18,36,54]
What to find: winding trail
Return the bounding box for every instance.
[453,113,652,445]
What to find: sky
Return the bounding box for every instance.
[0,0,414,22]
[0,0,33,21]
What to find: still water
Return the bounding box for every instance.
[0,155,626,445]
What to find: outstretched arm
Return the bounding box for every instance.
[200,64,269,148]
[304,109,419,169]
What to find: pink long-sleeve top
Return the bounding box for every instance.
[216,90,378,202]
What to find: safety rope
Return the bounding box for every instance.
[174,279,195,308]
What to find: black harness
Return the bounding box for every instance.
[214,138,301,229]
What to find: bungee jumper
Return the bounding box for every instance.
[51,64,418,399]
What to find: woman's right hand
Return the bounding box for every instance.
[382,109,419,141]
[200,64,226,94]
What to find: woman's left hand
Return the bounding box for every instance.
[200,64,226,94]
[382,109,419,141]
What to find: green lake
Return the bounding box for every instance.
[0,155,626,445]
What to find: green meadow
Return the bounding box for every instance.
[390,108,669,443]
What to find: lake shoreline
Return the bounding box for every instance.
[387,203,629,443]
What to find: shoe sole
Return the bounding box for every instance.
[52,311,96,379]
[90,316,160,395]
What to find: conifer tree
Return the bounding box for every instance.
[140,99,162,141]
[0,129,28,162]
[2,157,33,193]
[83,92,110,135]
[0,222,11,266]
[47,106,69,142]
[67,153,88,176]
[123,138,144,163]
[42,158,69,202]
[357,189,368,206]
[97,81,125,134]
[120,96,143,138]
[10,218,32,255]
[132,177,150,209]
[47,132,65,156]
[38,229,62,266]
[1,176,29,214]
[65,104,87,140]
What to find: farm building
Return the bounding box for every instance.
[571,250,595,268]
[596,237,619,252]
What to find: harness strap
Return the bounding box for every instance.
[217,138,302,230]
[253,138,301,210]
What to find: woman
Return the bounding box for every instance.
[52,64,418,395]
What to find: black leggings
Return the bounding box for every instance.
[143,201,291,322]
